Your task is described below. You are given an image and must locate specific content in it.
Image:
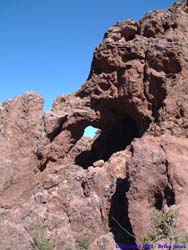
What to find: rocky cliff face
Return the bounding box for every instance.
[1,2,188,249]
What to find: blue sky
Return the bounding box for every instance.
[0,0,175,113]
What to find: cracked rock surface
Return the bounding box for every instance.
[1,2,188,249]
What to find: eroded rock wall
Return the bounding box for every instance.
[1,2,188,249]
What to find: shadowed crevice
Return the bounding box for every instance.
[109,178,136,248]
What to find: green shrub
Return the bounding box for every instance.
[141,231,158,245]
[152,208,179,237]
[32,230,53,250]
[76,235,89,250]
[141,208,180,244]
[175,234,188,245]
[141,208,188,247]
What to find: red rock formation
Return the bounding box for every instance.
[1,2,188,249]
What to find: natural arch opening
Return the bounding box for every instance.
[75,117,139,169]
[83,126,99,139]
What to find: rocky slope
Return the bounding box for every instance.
[1,1,188,249]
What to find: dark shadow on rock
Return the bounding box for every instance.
[75,117,139,169]
[74,150,98,169]
[109,178,136,249]
[154,190,163,210]
[164,185,175,207]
